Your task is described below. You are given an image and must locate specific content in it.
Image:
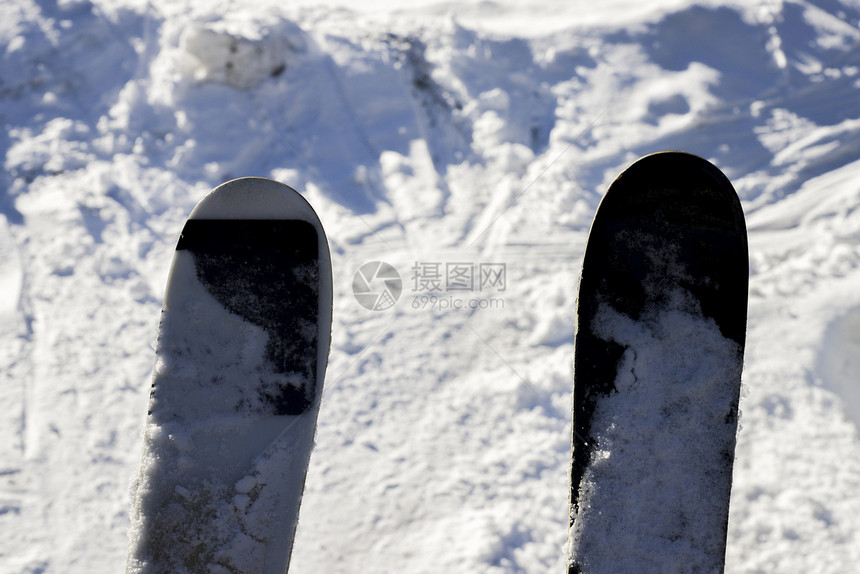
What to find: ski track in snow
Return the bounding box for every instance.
[2,0,860,572]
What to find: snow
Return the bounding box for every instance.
[570,294,743,573]
[3,0,860,572]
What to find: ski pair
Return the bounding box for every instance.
[126,151,747,573]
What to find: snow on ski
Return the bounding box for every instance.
[567,152,748,573]
[126,178,332,574]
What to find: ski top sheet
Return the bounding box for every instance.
[566,152,748,574]
[126,178,332,574]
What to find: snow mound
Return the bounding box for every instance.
[818,307,860,434]
[0,216,23,333]
[179,20,309,90]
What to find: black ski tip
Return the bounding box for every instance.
[177,219,321,416]
[583,151,748,345]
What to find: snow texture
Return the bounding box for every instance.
[3,0,860,573]
[126,249,318,573]
[569,222,743,573]
[570,292,741,573]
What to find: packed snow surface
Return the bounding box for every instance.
[3,0,860,573]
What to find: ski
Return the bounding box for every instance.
[566,152,748,573]
[126,178,332,574]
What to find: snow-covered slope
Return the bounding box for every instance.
[2,0,860,572]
